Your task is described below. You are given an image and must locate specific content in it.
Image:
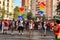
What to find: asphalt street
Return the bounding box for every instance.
[0,30,55,40]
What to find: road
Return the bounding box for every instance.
[0,30,55,40]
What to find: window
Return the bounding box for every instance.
[7,0,9,2]
[0,1,1,4]
[3,1,5,6]
[0,7,1,10]
[7,8,9,12]
[7,3,9,7]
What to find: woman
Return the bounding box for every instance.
[11,20,15,34]
[18,20,24,35]
[28,20,34,37]
[2,20,4,33]
[3,20,9,34]
[44,21,47,36]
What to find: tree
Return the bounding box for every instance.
[56,2,60,14]
[0,9,7,20]
[42,15,46,21]
[27,12,32,20]
[14,6,20,20]
[9,13,13,16]
[54,1,60,20]
[22,13,27,20]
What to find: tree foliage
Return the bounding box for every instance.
[56,1,60,12]
[14,6,20,20]
[27,12,32,20]
[54,1,60,20]
[0,9,7,20]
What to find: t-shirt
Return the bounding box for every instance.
[55,24,60,36]
[29,23,32,29]
[18,20,23,27]
[12,21,15,27]
[4,21,8,27]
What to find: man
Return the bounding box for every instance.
[54,20,60,40]
[11,20,15,34]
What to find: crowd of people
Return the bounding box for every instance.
[0,18,60,39]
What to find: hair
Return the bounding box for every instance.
[56,20,60,24]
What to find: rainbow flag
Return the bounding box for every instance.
[18,7,24,20]
[39,1,46,16]
[19,7,24,14]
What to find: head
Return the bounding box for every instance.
[56,20,60,24]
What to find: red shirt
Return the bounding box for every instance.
[55,24,60,36]
[4,21,9,27]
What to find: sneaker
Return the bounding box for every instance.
[22,33,23,35]
[19,33,21,35]
[11,33,13,35]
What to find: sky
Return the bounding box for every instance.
[14,0,22,8]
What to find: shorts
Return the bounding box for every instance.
[3,27,8,30]
[18,26,24,30]
[42,26,45,30]
[11,26,15,30]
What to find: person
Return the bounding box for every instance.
[3,20,9,34]
[54,20,60,40]
[50,21,54,31]
[0,20,2,30]
[41,20,44,35]
[38,20,42,30]
[18,20,24,35]
[2,20,4,33]
[28,20,34,37]
[41,20,47,36]
[11,20,15,34]
[9,20,12,30]
[16,20,18,30]
[44,21,47,36]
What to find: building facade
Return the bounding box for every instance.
[22,0,60,19]
[22,0,31,13]
[31,0,37,17]
[46,0,53,19]
[53,0,60,16]
[0,0,14,20]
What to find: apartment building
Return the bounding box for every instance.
[22,0,60,19]
[0,0,14,20]
[22,0,31,13]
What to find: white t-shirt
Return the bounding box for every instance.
[12,21,15,27]
[29,23,32,29]
[19,20,23,27]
